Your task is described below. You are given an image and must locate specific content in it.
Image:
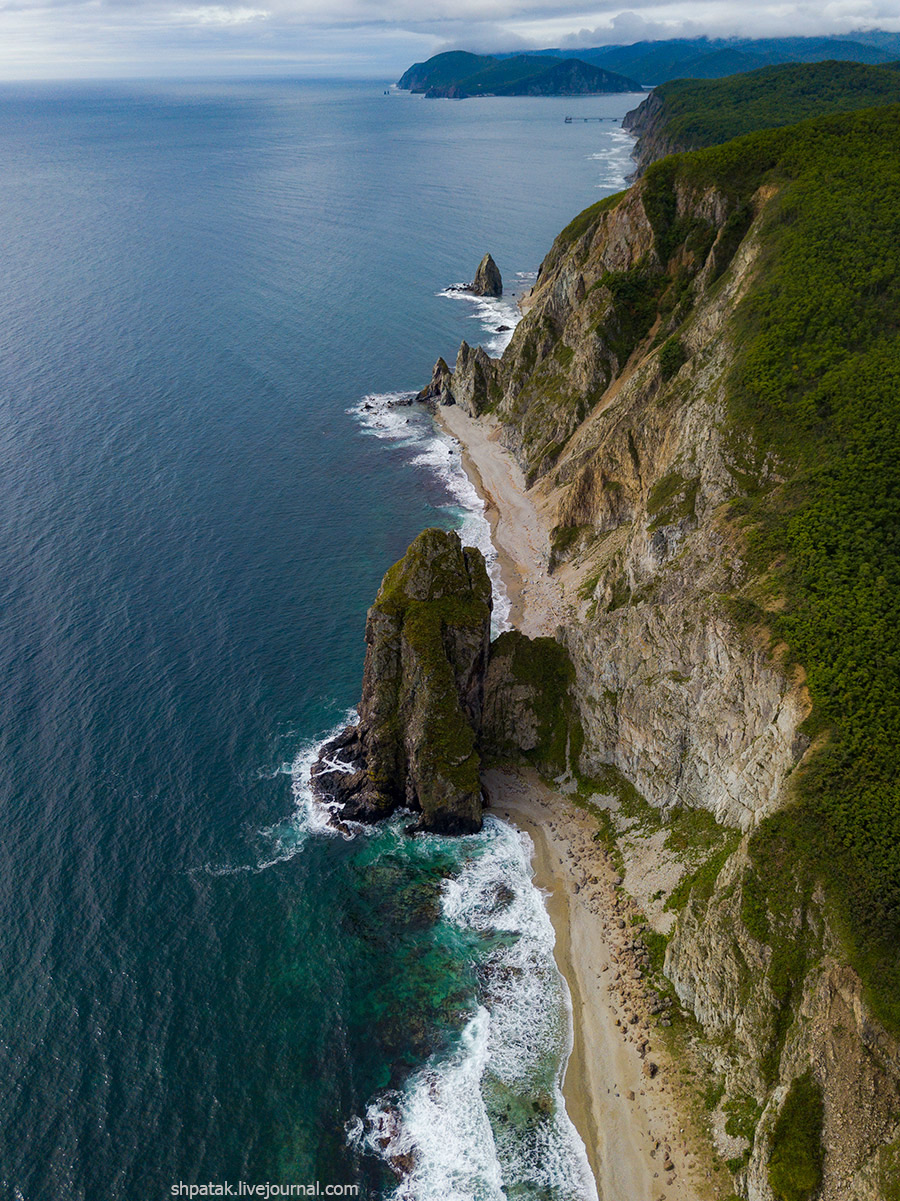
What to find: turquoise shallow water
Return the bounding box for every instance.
[0,79,635,1199]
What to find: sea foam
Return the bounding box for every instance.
[352,817,598,1201]
[349,393,511,636]
[435,286,523,356]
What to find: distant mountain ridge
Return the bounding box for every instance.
[397,52,641,98]
[400,31,900,90]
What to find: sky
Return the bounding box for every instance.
[0,0,898,79]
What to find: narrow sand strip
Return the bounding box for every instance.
[487,770,708,1201]
[431,399,710,1200]
[434,403,568,639]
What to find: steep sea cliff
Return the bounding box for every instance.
[398,104,900,1200]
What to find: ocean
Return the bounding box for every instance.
[0,78,635,1200]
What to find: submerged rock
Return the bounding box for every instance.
[312,528,492,834]
[471,252,502,297]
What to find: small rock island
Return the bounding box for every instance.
[313,528,492,834]
[471,252,502,297]
[312,527,580,834]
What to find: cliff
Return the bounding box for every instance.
[422,105,900,1198]
[622,60,900,176]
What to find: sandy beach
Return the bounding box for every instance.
[435,403,569,638]
[434,400,713,1200]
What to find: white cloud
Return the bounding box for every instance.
[0,0,897,77]
[173,5,269,24]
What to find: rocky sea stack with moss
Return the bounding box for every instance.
[313,527,585,835]
[312,528,492,834]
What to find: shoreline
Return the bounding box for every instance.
[432,399,707,1200]
[486,770,706,1201]
[434,402,570,639]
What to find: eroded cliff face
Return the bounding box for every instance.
[622,91,684,176]
[666,848,900,1201]
[434,174,805,830]
[422,166,900,1197]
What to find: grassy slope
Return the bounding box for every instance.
[642,60,900,149]
[637,105,900,1029]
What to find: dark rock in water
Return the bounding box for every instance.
[415,356,454,407]
[471,252,502,298]
[496,324,511,332]
[312,528,492,834]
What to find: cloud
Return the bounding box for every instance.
[0,0,898,77]
[172,5,269,24]
[558,10,705,46]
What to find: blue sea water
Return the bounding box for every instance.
[0,79,635,1200]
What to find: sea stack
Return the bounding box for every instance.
[312,528,492,834]
[471,253,502,297]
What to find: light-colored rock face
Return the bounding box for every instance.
[511,184,811,829]
[421,166,900,1195]
[570,605,808,830]
[666,856,900,1201]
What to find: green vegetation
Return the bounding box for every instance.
[659,336,688,380]
[633,107,900,1030]
[643,60,900,154]
[397,50,491,92]
[646,470,700,530]
[704,1077,726,1110]
[724,1092,763,1141]
[665,835,741,913]
[873,1134,900,1201]
[398,49,639,98]
[767,1073,825,1201]
[374,530,492,801]
[549,522,593,570]
[557,190,626,248]
[482,631,583,776]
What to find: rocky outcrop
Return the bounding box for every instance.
[312,532,584,833]
[471,253,502,297]
[418,342,499,416]
[415,356,454,406]
[481,631,581,778]
[312,528,492,834]
[665,848,900,1201]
